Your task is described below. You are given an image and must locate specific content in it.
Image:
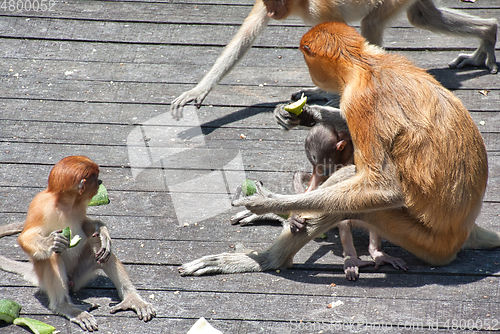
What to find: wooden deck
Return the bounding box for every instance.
[1,0,499,333]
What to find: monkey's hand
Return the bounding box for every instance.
[170,86,209,120]
[48,230,69,254]
[343,256,375,281]
[231,181,282,215]
[93,226,112,264]
[289,214,306,234]
[110,293,156,322]
[273,103,317,130]
[231,209,287,226]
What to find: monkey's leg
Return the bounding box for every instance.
[230,209,287,226]
[407,0,497,73]
[366,229,408,271]
[180,212,348,276]
[338,220,374,281]
[34,257,99,331]
[99,254,156,321]
[170,0,270,119]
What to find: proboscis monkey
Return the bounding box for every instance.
[0,156,156,331]
[179,22,498,277]
[170,0,498,119]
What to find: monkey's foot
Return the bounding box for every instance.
[449,49,498,74]
[110,294,156,322]
[371,251,408,271]
[343,256,374,281]
[70,311,98,332]
[231,209,287,226]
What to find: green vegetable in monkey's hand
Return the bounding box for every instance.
[61,227,81,248]
[241,179,258,196]
[284,94,307,115]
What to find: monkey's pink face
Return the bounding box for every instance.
[263,0,290,20]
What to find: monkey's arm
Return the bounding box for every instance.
[170,0,270,119]
[18,228,69,260]
[274,104,348,132]
[83,219,112,263]
[232,165,404,216]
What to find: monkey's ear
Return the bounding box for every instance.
[78,179,86,195]
[336,140,347,151]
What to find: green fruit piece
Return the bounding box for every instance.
[61,227,71,240]
[69,235,82,248]
[0,299,21,323]
[241,179,257,196]
[14,317,56,334]
[89,184,110,206]
[284,94,307,115]
[316,233,328,239]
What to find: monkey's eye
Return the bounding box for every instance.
[301,45,313,56]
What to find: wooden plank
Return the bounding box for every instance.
[1,53,498,90]
[1,77,499,111]
[1,16,499,50]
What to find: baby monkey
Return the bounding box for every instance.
[0,156,155,331]
[233,124,407,280]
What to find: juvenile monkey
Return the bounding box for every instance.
[171,0,498,118]
[179,22,497,277]
[0,156,156,331]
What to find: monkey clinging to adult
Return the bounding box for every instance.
[0,156,156,331]
[179,22,498,277]
[170,0,498,119]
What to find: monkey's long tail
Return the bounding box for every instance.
[0,221,24,237]
[0,254,38,285]
[462,224,500,249]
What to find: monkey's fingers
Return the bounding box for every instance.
[230,209,254,225]
[289,214,306,234]
[449,52,498,74]
[95,247,111,264]
[71,311,98,332]
[373,254,408,271]
[273,103,301,130]
[110,297,156,322]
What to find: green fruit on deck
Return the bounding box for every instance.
[89,184,110,206]
[0,299,21,323]
[284,94,307,115]
[241,179,257,196]
[14,317,56,334]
